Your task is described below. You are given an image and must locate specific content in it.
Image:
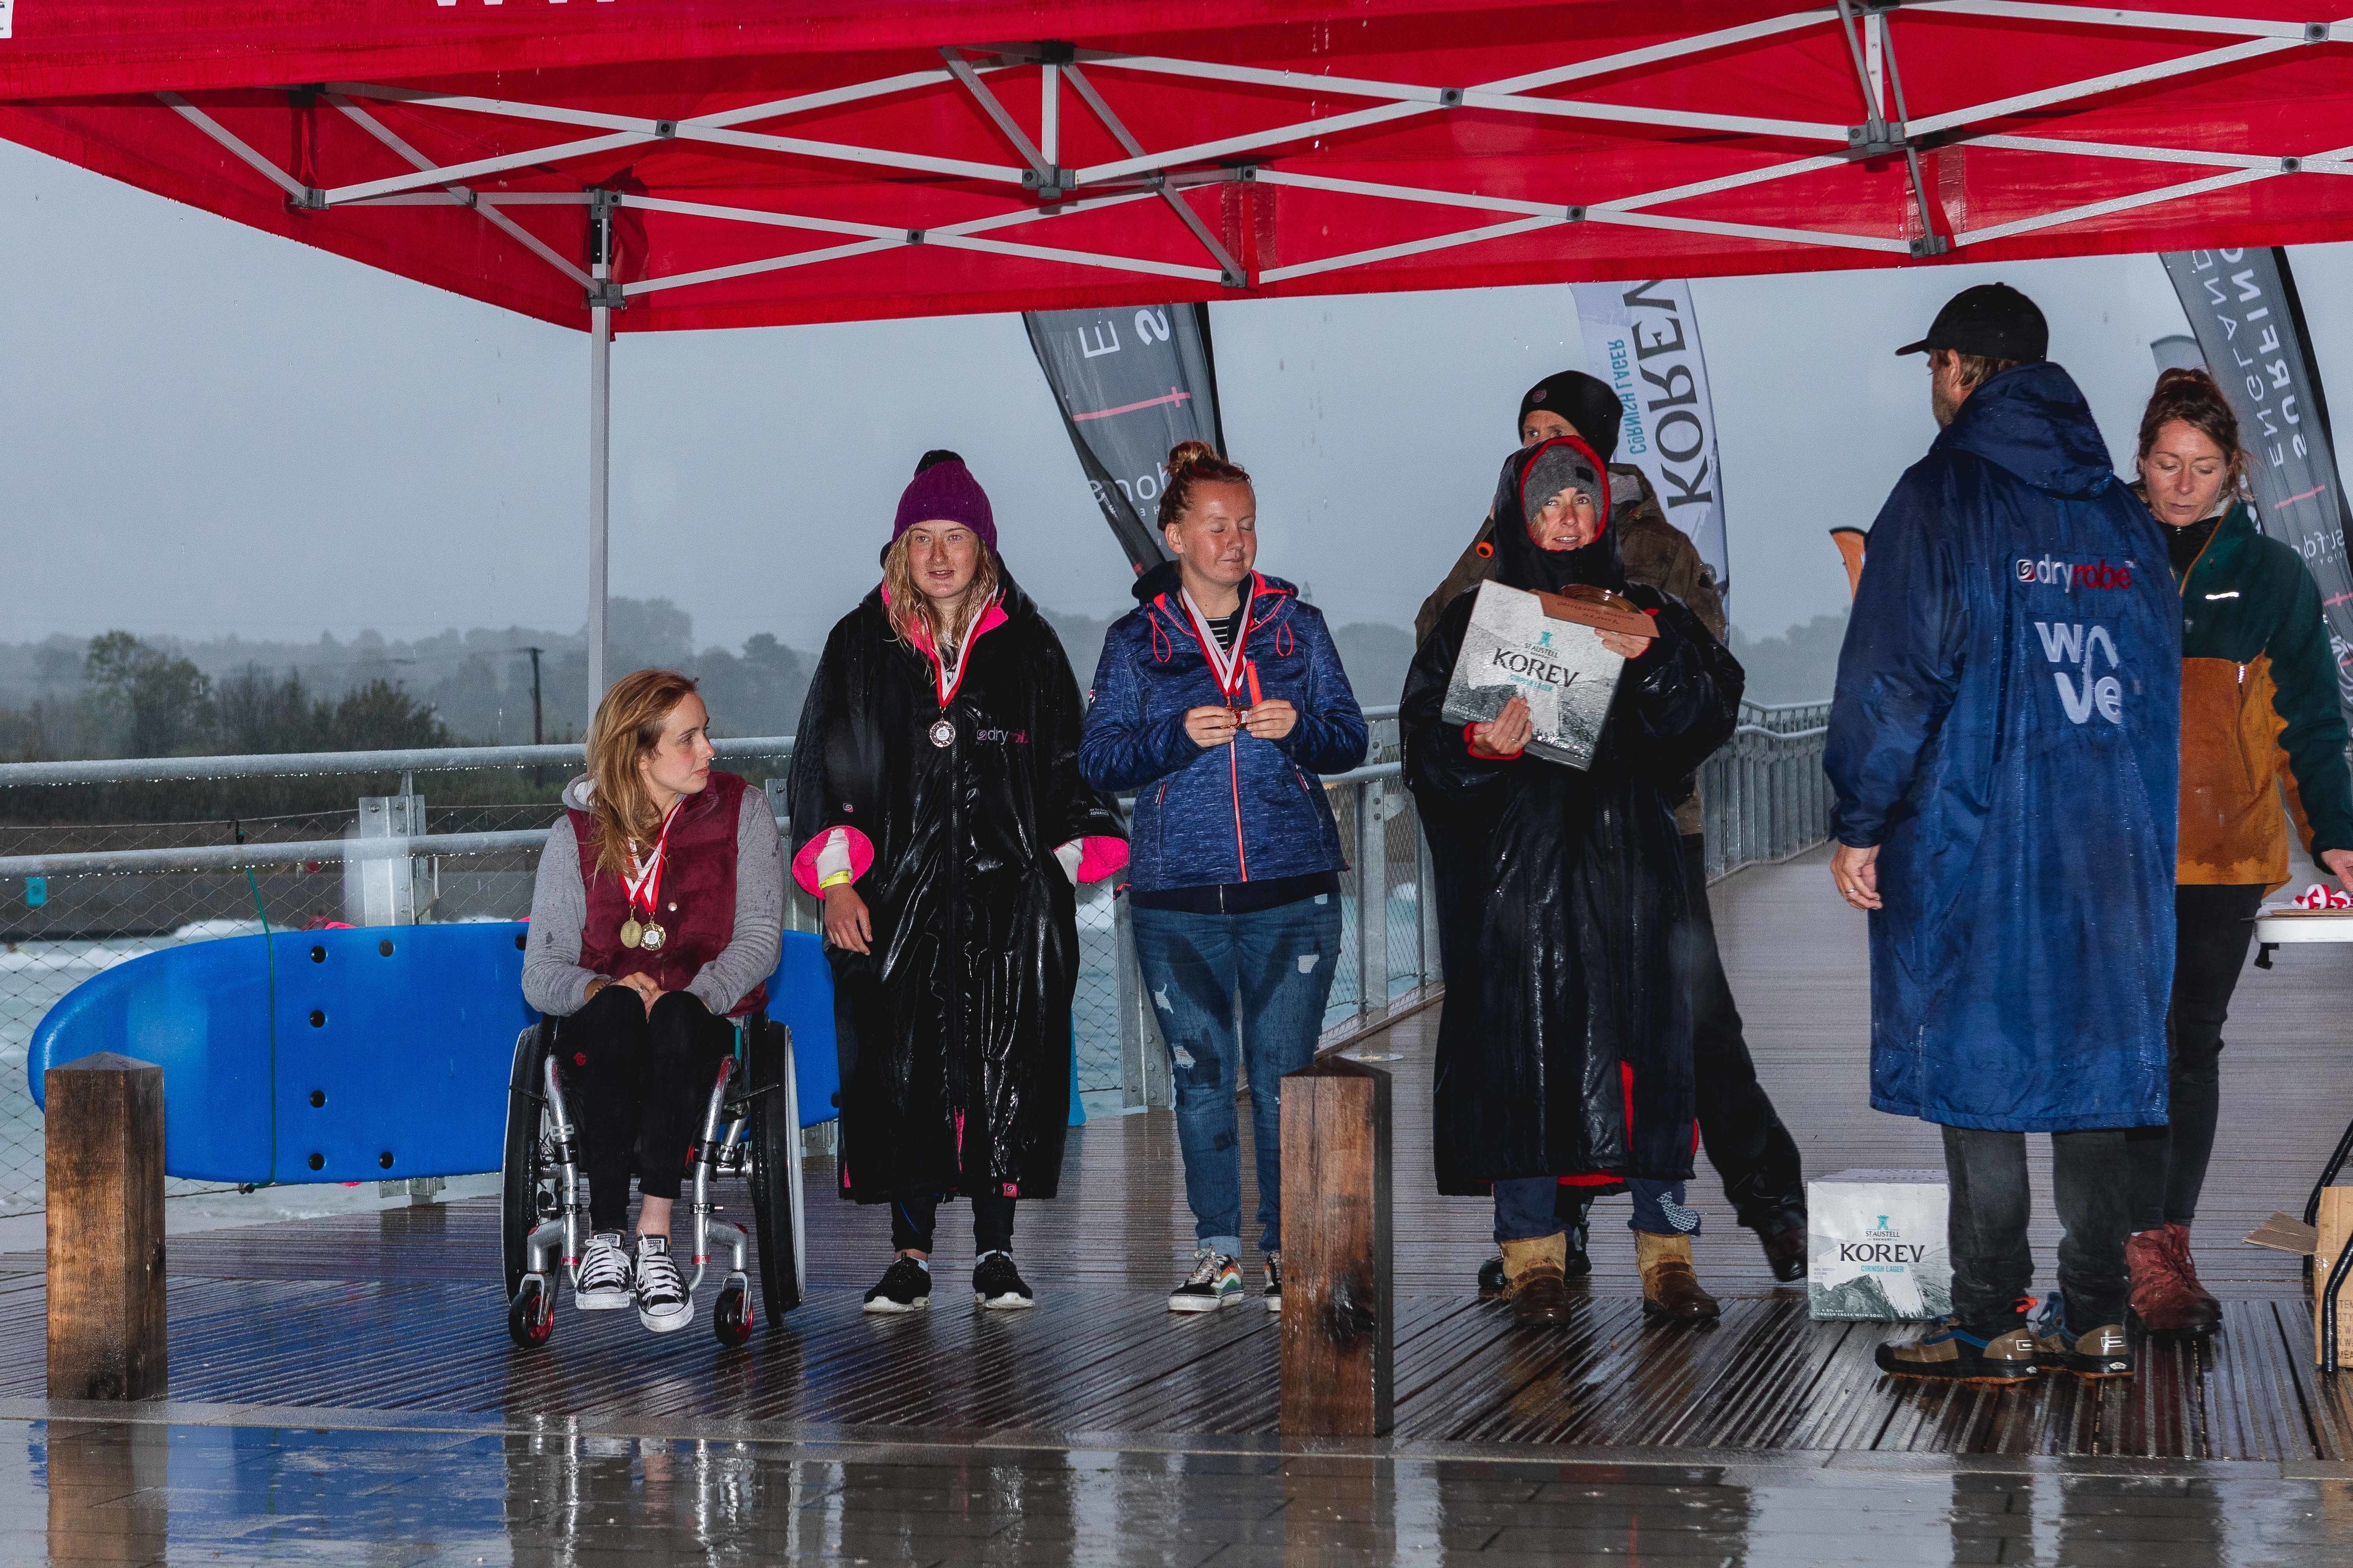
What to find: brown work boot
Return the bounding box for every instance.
[2127,1225,2221,1337]
[1500,1233,1569,1327]
[1635,1231,1721,1324]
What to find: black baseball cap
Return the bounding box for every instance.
[1895,282,2048,361]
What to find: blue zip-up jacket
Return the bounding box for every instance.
[1080,566,1367,892]
[1826,361,2180,1132]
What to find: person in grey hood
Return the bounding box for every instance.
[522,667,783,1334]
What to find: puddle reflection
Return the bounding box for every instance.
[26,1417,2353,1566]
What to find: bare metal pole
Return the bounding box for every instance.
[587,189,614,719]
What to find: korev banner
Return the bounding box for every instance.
[1572,280,1731,606]
[2161,248,2353,707]
[1024,304,1224,573]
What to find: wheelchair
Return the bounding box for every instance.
[501,1009,806,1349]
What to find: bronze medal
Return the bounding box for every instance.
[619,918,643,949]
[639,922,667,953]
[929,717,955,748]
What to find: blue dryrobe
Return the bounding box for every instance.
[1826,361,2181,1132]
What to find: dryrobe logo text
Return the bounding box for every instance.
[2017,556,2134,591]
[2036,621,2124,725]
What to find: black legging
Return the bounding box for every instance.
[2126,882,2266,1232]
[890,1191,1017,1256]
[558,985,737,1232]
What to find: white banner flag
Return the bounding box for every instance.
[1572,281,1730,605]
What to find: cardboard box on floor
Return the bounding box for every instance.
[2242,1190,2353,1367]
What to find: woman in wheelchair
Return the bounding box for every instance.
[522,667,784,1333]
[790,451,1126,1314]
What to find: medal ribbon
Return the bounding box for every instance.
[621,800,683,923]
[927,592,999,706]
[1180,584,1255,702]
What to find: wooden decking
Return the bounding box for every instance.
[3,844,2349,1462]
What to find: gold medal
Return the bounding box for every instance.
[619,918,643,949]
[639,922,667,952]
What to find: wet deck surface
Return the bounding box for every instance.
[15,845,2353,1563]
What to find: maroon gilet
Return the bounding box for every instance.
[568,769,767,1016]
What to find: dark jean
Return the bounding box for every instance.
[890,1191,1015,1256]
[1682,835,1806,1229]
[2126,882,2266,1232]
[1494,1177,1693,1242]
[1131,891,1343,1256]
[558,985,737,1232]
[1943,1124,2132,1329]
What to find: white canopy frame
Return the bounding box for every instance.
[146,0,2353,706]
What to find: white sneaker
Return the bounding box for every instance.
[575,1231,634,1310]
[633,1236,692,1333]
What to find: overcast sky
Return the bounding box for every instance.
[16,137,2353,652]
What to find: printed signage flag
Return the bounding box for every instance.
[2161,248,2353,709]
[1024,304,1223,573]
[1571,280,1731,606]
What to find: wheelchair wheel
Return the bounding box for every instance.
[508,1274,555,1349]
[747,1018,806,1324]
[501,1023,556,1301]
[712,1275,754,1348]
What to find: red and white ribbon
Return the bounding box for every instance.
[622,800,683,921]
[2293,881,2353,910]
[1180,585,1255,700]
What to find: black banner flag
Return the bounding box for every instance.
[1024,304,1223,573]
[2161,248,2353,708]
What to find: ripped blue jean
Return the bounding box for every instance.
[1131,894,1344,1256]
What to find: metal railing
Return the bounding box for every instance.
[0,697,1829,1211]
[1700,700,1835,884]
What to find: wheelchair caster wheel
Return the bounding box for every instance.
[713,1277,753,1347]
[508,1274,555,1349]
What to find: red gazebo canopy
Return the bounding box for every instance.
[4,0,2349,332]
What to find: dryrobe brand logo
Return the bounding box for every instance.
[2016,555,2134,591]
[2035,621,2125,725]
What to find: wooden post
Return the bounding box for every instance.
[1279,1055,1392,1437]
[46,1053,166,1401]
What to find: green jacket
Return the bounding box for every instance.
[2170,498,2353,885]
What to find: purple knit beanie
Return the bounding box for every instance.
[891,456,996,552]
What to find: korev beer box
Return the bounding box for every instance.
[1807,1169,1952,1321]
[1440,580,1648,770]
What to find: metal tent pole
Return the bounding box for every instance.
[586,189,614,718]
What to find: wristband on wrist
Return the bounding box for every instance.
[819,870,853,891]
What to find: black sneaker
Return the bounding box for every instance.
[1263,1253,1283,1314]
[1169,1251,1244,1312]
[575,1231,634,1310]
[862,1256,933,1315]
[1477,1256,1507,1299]
[2033,1293,2134,1379]
[1875,1306,2039,1384]
[632,1236,692,1334]
[973,1251,1035,1311]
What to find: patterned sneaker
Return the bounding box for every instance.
[862,1255,932,1315]
[1168,1251,1244,1312]
[2033,1293,2135,1379]
[632,1236,692,1334]
[1264,1253,1283,1314]
[1875,1302,2040,1384]
[973,1251,1036,1311]
[574,1231,634,1311]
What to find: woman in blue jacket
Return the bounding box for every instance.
[1081,440,1369,1315]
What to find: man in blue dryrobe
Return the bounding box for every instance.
[1826,284,2180,1385]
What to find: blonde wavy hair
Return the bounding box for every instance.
[882,529,1001,654]
[583,667,701,881]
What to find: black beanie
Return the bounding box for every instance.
[1517,372,1623,463]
